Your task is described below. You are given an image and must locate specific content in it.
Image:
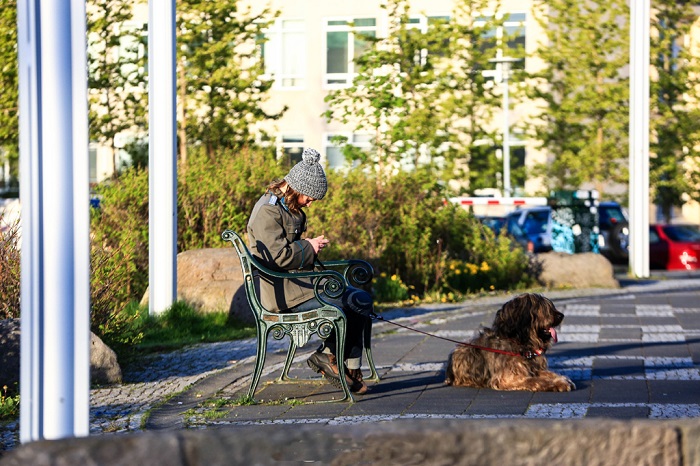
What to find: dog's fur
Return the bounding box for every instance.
[445,293,575,392]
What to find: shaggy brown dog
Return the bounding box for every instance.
[445,293,575,392]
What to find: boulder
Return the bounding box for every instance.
[141,248,254,325]
[91,333,122,385]
[0,318,122,390]
[535,252,620,289]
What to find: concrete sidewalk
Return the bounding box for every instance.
[145,278,700,430]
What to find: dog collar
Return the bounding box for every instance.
[521,348,544,359]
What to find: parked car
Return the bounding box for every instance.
[504,207,558,253]
[476,215,506,235]
[598,201,629,264]
[649,224,700,270]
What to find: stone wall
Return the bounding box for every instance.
[1,418,698,465]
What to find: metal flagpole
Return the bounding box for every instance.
[629,0,650,278]
[18,0,90,441]
[148,0,178,315]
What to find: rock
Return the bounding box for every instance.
[535,252,620,289]
[0,318,122,389]
[140,248,254,325]
[91,333,122,385]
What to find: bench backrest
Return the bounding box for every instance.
[221,230,278,319]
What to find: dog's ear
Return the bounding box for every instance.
[493,297,533,341]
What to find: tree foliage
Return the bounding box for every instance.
[323,0,521,193]
[528,0,630,193]
[649,0,700,221]
[176,0,283,160]
[87,0,148,173]
[0,0,18,178]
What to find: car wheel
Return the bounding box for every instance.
[609,221,630,259]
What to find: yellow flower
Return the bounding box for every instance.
[480,261,490,272]
[441,296,447,303]
[380,272,387,278]
[449,263,455,270]
[391,274,398,281]
[467,263,478,275]
[489,285,495,290]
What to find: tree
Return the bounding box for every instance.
[323,0,513,192]
[87,0,148,175]
[323,0,448,181]
[176,0,283,160]
[440,0,514,193]
[0,0,18,183]
[528,0,630,193]
[649,0,700,222]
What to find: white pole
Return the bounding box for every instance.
[18,0,90,441]
[70,0,92,434]
[17,0,42,442]
[148,0,178,315]
[502,62,511,198]
[629,0,650,278]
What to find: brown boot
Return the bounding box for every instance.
[346,368,368,395]
[307,351,343,389]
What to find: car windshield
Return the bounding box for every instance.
[599,205,626,229]
[523,211,549,235]
[662,225,700,242]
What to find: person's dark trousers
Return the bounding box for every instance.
[288,286,372,363]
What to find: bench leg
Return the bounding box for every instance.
[335,319,354,403]
[279,340,297,381]
[363,318,380,382]
[248,324,269,401]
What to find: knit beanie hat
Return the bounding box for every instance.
[284,148,328,200]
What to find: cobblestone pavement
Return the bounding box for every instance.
[2,277,700,451]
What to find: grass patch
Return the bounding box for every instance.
[103,301,255,364]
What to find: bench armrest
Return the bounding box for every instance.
[318,259,374,288]
[221,230,347,306]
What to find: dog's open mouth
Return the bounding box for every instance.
[548,327,558,343]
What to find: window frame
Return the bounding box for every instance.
[323,132,373,169]
[261,18,307,90]
[323,17,378,89]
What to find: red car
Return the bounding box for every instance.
[649,224,700,270]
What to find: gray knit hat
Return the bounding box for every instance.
[284,148,328,200]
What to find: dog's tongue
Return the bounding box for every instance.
[549,327,558,343]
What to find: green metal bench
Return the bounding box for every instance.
[221,230,378,403]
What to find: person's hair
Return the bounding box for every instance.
[267,179,306,214]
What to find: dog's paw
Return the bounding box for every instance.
[554,375,576,392]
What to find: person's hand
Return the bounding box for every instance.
[307,235,330,254]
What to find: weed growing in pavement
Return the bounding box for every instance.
[0,385,19,421]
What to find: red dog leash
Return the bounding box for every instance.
[370,313,542,359]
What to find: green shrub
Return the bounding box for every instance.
[309,167,534,301]
[178,146,284,249]
[372,272,411,303]
[0,212,20,319]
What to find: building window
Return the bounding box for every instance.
[262,19,306,89]
[407,15,450,65]
[279,134,305,166]
[324,18,377,87]
[475,12,526,78]
[325,133,372,169]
